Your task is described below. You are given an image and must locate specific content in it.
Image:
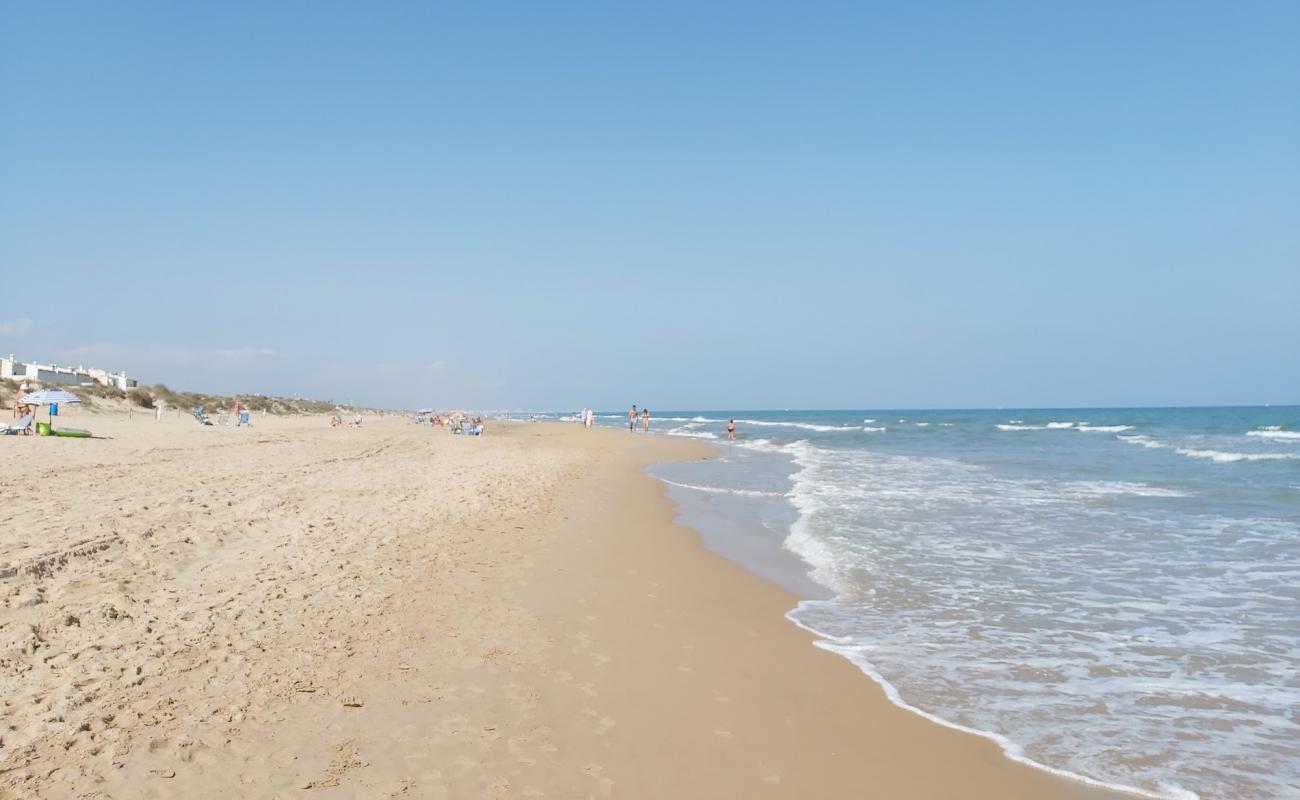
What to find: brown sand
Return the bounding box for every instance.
[0,411,1130,799]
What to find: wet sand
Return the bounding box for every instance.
[0,413,1128,798]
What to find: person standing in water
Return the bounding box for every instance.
[629,404,638,431]
[726,419,736,441]
[641,408,650,432]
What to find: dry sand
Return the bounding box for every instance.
[1,410,1130,799]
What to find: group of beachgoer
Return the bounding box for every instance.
[627,404,651,432]
[574,406,737,440]
[413,412,484,435]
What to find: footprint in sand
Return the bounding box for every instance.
[581,763,614,797]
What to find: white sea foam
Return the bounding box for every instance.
[658,478,785,498]
[1174,448,1299,463]
[1118,434,1165,449]
[863,418,877,424]
[735,418,859,433]
[1001,422,1134,433]
[1247,429,1300,441]
[1119,434,1299,463]
[758,438,1296,798]
[862,426,886,432]
[1064,481,1193,498]
[786,609,1195,800]
[997,420,1094,431]
[915,422,931,427]
[666,428,719,440]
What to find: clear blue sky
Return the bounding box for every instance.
[3,2,1297,410]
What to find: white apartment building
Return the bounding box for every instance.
[1,354,138,390]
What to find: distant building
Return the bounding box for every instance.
[1,354,138,390]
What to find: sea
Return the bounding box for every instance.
[543,406,1300,799]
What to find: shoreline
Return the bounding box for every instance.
[522,423,1133,799]
[646,434,1170,800]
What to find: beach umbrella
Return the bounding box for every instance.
[21,389,81,425]
[22,389,81,406]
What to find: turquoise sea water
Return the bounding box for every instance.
[559,407,1300,799]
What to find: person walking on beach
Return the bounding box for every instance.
[629,404,637,431]
[641,408,650,432]
[585,408,594,428]
[727,419,736,441]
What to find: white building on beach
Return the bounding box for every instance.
[1,354,138,390]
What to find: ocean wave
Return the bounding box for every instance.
[650,415,724,423]
[1120,435,1300,462]
[1065,481,1193,498]
[735,418,860,433]
[734,437,794,454]
[863,418,877,424]
[996,421,1087,431]
[862,426,886,432]
[1174,448,1300,463]
[1247,429,1300,441]
[666,429,719,440]
[1118,435,1165,449]
[657,478,786,498]
[915,422,931,427]
[1077,425,1135,433]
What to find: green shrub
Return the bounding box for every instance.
[150,384,183,409]
[73,383,126,401]
[127,388,155,409]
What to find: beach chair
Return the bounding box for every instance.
[0,413,34,435]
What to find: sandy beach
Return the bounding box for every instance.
[1,411,1127,799]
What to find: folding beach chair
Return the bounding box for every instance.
[0,413,34,435]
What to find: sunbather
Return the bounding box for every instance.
[14,383,33,418]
